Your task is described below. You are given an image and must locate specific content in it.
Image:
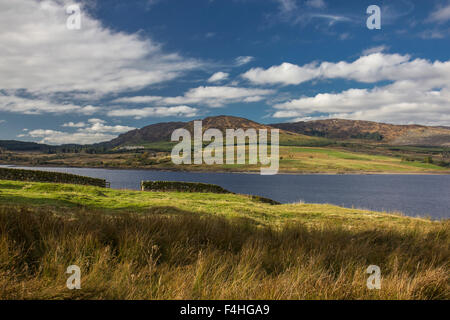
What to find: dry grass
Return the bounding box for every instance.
[0,205,448,300]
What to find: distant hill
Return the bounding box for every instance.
[0,140,53,152]
[102,121,186,148]
[102,115,330,149]
[3,117,448,151]
[270,119,450,147]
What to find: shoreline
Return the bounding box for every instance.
[1,164,448,220]
[1,163,450,176]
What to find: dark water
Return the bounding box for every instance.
[2,166,449,219]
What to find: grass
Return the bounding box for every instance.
[2,144,449,174]
[0,179,449,299]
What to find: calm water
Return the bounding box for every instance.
[3,166,449,219]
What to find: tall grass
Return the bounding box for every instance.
[0,205,448,300]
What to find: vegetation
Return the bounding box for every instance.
[2,116,450,173]
[141,181,231,194]
[1,145,449,174]
[0,167,107,187]
[0,180,448,300]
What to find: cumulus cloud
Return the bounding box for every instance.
[0,0,201,106]
[273,85,450,124]
[242,62,321,85]
[23,118,135,145]
[269,53,450,125]
[208,72,229,83]
[107,106,198,119]
[243,53,450,87]
[26,129,117,145]
[82,119,135,133]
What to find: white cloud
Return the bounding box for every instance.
[208,72,229,83]
[243,53,450,86]
[23,118,135,144]
[0,94,100,115]
[272,80,450,126]
[235,56,254,66]
[62,121,86,128]
[428,3,450,23]
[88,118,106,124]
[242,62,321,85]
[262,53,450,126]
[81,122,135,134]
[107,106,198,119]
[0,0,201,104]
[160,86,275,107]
[306,0,326,9]
[27,129,116,145]
[111,86,275,108]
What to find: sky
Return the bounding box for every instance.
[0,0,450,145]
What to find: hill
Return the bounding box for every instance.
[270,119,450,147]
[0,140,53,152]
[102,115,331,149]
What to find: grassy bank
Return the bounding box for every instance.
[0,180,448,299]
[1,145,449,174]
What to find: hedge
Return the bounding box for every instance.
[141,180,231,194]
[0,167,107,187]
[141,180,280,205]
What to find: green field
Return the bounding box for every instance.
[0,180,448,299]
[1,142,449,174]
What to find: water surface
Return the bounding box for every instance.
[2,166,449,219]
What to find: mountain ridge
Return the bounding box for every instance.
[270,118,450,147]
[3,116,450,150]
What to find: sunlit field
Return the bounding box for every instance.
[0,180,448,299]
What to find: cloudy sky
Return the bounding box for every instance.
[1,0,450,144]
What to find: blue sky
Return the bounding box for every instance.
[1,0,449,144]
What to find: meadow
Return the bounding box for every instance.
[1,145,448,174]
[0,180,448,299]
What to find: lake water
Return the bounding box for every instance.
[2,166,449,219]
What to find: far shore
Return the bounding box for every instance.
[1,163,449,176]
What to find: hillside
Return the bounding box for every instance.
[0,140,53,152]
[106,116,450,149]
[103,115,330,149]
[0,179,448,299]
[270,119,450,147]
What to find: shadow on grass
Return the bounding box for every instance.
[0,204,448,299]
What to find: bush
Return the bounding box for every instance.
[424,156,434,164]
[0,168,107,187]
